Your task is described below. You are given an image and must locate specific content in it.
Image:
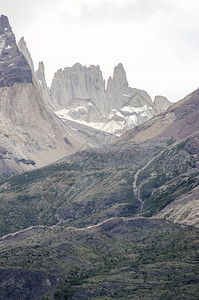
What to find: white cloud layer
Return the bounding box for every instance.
[1,0,199,102]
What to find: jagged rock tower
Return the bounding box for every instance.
[49,62,172,135]
[0,15,92,177]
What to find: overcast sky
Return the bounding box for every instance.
[1,0,199,102]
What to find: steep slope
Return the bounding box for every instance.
[0,15,98,177]
[120,88,199,143]
[0,17,32,87]
[105,64,159,135]
[35,61,51,105]
[106,63,153,110]
[0,140,166,236]
[114,88,199,227]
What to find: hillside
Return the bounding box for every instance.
[0,130,199,237]
[120,88,199,142]
[0,217,198,300]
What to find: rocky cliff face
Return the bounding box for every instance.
[50,63,107,117]
[49,62,172,135]
[0,15,32,87]
[0,15,98,178]
[18,37,35,75]
[154,95,171,114]
[106,63,130,110]
[35,61,51,106]
[106,64,158,134]
[119,87,199,144]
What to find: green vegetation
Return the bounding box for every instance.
[0,137,199,299]
[0,218,198,299]
[136,139,199,217]
[0,141,166,236]
[0,137,198,236]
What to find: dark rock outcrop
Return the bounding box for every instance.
[0,15,32,87]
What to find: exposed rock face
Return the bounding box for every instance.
[104,64,157,134]
[106,64,154,111]
[106,63,130,110]
[119,88,199,143]
[0,15,100,178]
[0,15,32,87]
[35,61,51,105]
[0,81,84,170]
[49,62,171,135]
[63,98,100,122]
[50,63,107,117]
[36,61,47,90]
[109,63,128,89]
[18,37,35,74]
[154,95,172,114]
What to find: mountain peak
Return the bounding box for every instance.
[154,95,172,113]
[112,63,129,89]
[18,36,35,73]
[0,15,32,87]
[0,15,12,34]
[73,62,83,69]
[38,61,45,73]
[115,62,124,70]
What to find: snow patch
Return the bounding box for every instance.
[115,111,124,118]
[140,112,148,117]
[56,109,69,117]
[4,45,12,49]
[123,94,131,97]
[55,109,125,135]
[109,109,125,119]
[71,127,78,131]
[126,115,138,126]
[121,105,148,114]
[74,106,88,112]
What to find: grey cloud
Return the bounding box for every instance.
[1,0,65,30]
[78,0,174,25]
